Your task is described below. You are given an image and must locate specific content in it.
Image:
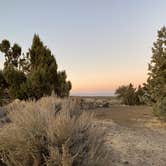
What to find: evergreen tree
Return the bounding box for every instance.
[0,40,27,99]
[115,83,145,105]
[27,34,71,99]
[146,26,166,103]
[0,40,22,69]
[145,26,166,118]
[136,85,145,105]
[0,71,7,98]
[0,34,72,101]
[3,67,26,99]
[115,83,136,105]
[56,71,72,97]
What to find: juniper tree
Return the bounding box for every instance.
[0,40,27,99]
[27,34,71,99]
[115,83,136,105]
[0,40,22,69]
[0,34,71,101]
[115,83,144,105]
[145,26,166,118]
[0,71,7,101]
[56,71,72,97]
[146,27,166,102]
[136,85,145,105]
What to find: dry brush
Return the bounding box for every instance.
[0,97,109,166]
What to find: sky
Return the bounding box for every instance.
[0,0,166,96]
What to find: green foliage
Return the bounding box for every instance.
[0,34,71,101]
[136,85,145,104]
[115,83,145,105]
[0,40,10,54]
[29,34,57,71]
[0,71,7,97]
[55,71,72,97]
[3,67,26,99]
[28,67,53,99]
[0,40,22,69]
[26,34,71,99]
[153,97,166,120]
[0,71,8,105]
[0,71,7,89]
[145,26,166,118]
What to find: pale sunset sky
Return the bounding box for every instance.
[0,0,166,95]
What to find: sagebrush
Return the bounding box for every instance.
[0,96,109,166]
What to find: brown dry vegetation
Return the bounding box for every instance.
[1,96,166,166]
[0,97,109,166]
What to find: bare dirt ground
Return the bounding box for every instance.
[95,105,166,166]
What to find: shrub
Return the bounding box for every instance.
[153,97,166,120]
[115,83,145,105]
[0,97,109,166]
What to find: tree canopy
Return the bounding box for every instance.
[145,26,166,119]
[0,34,72,101]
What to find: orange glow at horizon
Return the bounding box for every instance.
[70,70,148,94]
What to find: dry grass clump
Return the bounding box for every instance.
[0,96,109,166]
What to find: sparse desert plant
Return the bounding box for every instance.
[0,96,109,166]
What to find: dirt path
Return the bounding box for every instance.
[95,106,166,166]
